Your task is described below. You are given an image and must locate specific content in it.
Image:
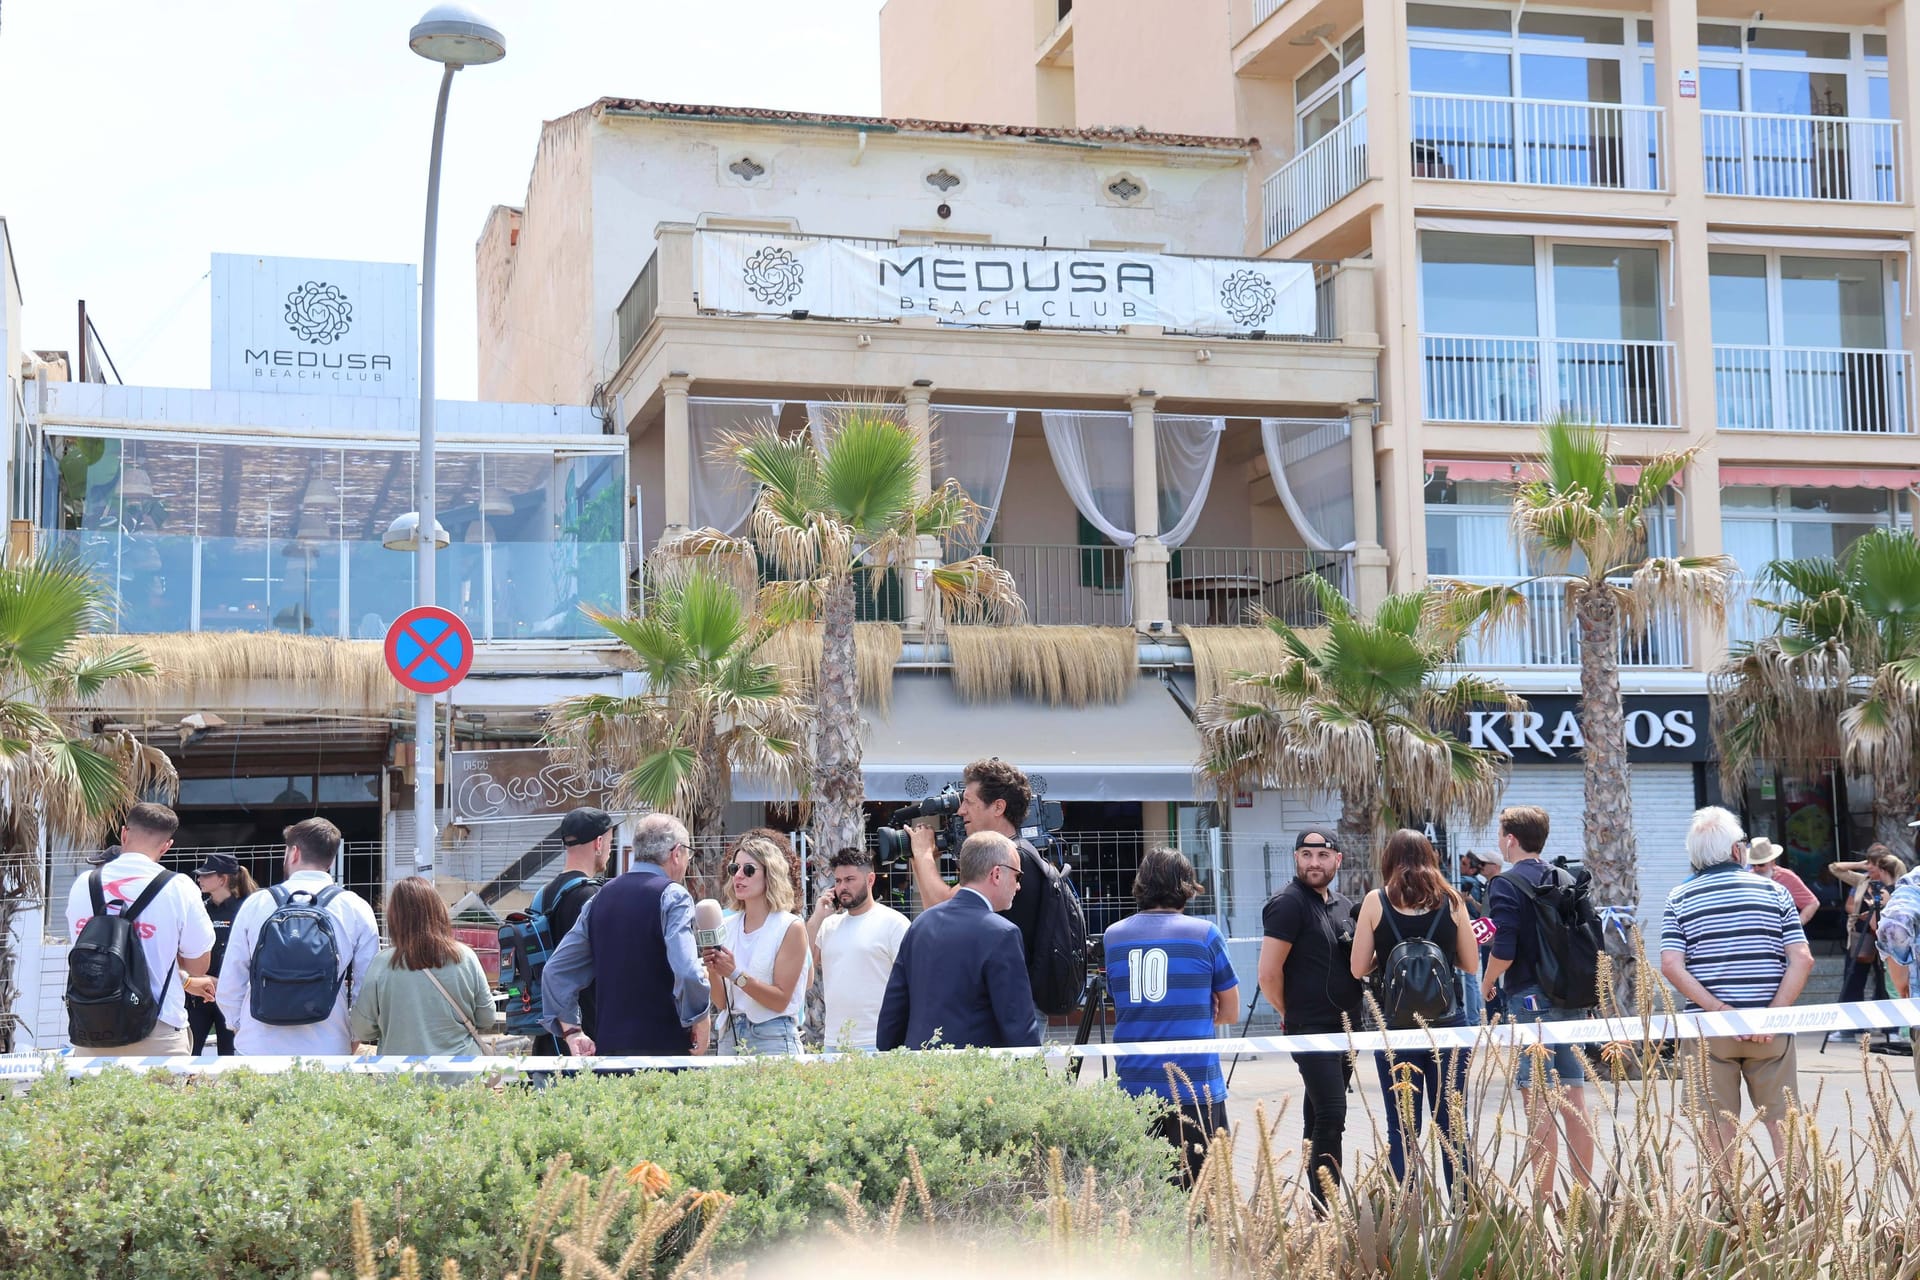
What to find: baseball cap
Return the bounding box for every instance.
[559,807,613,847]
[84,843,121,867]
[192,852,241,878]
[1294,827,1341,851]
[1747,836,1785,865]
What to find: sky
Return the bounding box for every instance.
[0,0,887,399]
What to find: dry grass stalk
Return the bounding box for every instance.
[68,631,400,713]
[948,625,1136,707]
[1177,624,1326,706]
[753,621,901,713]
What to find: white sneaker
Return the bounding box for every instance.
[1827,1030,1861,1043]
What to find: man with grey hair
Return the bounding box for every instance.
[877,831,1042,1051]
[543,812,711,1058]
[1660,805,1814,1171]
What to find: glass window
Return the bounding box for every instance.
[1518,12,1624,44]
[1521,53,1621,103]
[1780,257,1886,348]
[1865,34,1888,62]
[1788,486,1895,514]
[1698,23,1743,52]
[1637,19,1654,47]
[1342,29,1365,61]
[1410,45,1512,94]
[318,774,380,804]
[1747,27,1852,59]
[1552,244,1660,341]
[1722,486,1779,509]
[1749,67,1848,115]
[1408,4,1510,35]
[1421,232,1538,336]
[1708,254,1771,345]
[1699,66,1743,111]
[1296,52,1340,103]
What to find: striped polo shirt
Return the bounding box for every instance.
[1661,861,1806,1009]
[1104,911,1238,1105]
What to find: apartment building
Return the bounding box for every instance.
[883,0,1920,911]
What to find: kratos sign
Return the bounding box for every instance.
[1463,695,1712,765]
[698,231,1319,334]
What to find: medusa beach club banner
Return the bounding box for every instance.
[697,232,1319,334]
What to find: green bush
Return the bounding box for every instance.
[0,1055,1178,1279]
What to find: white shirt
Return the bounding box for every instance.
[817,902,909,1051]
[216,869,380,1055]
[66,851,216,1034]
[723,910,810,1023]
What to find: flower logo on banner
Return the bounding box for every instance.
[284,281,354,345]
[741,245,805,307]
[1218,269,1278,328]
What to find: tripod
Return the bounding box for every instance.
[1073,965,1112,1080]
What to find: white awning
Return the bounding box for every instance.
[1705,231,1907,252]
[1415,216,1671,243]
[735,673,1205,803]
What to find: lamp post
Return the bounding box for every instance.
[401,4,504,880]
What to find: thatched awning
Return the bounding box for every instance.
[68,633,402,715]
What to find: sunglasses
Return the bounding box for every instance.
[999,860,1024,883]
[727,862,760,878]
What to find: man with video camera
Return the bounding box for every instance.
[903,758,1046,965]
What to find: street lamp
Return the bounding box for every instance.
[404,4,504,880]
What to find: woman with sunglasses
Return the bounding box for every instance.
[703,831,811,1055]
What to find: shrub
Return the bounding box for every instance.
[0,1054,1179,1279]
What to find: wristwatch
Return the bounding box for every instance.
[730,972,748,991]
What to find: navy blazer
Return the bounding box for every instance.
[876,889,1043,1051]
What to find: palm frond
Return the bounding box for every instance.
[929,557,1027,627]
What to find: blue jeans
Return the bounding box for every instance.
[1508,985,1588,1089]
[719,1013,801,1056]
[1374,1046,1472,1191]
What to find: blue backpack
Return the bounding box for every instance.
[499,872,594,1036]
[249,884,348,1026]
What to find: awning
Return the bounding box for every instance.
[1428,458,1660,485]
[1415,217,1670,243]
[1720,464,1920,490]
[735,674,1206,803]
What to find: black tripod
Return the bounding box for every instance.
[1073,965,1112,1079]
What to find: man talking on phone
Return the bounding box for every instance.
[807,847,909,1051]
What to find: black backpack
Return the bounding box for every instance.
[1499,863,1605,1010]
[249,883,347,1026]
[499,871,596,1036]
[67,870,177,1048]
[1375,891,1460,1030]
[1025,845,1090,1017]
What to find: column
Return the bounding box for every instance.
[1888,0,1920,438]
[1128,391,1171,630]
[1653,0,1714,452]
[902,382,939,633]
[659,373,692,545]
[1681,442,1727,670]
[1347,402,1391,616]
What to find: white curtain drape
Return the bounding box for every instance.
[1040,410,1225,549]
[931,406,1016,556]
[688,398,783,535]
[1260,418,1355,552]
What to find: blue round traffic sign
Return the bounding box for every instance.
[384,605,474,695]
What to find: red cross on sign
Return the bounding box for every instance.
[384,605,475,695]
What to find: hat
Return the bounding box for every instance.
[1294,826,1341,852]
[85,843,121,867]
[559,806,613,847]
[1747,837,1785,866]
[192,852,241,878]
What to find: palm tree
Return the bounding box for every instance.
[0,554,175,1053]
[720,407,1024,864]
[1434,423,1733,911]
[1712,528,1920,859]
[1196,578,1518,876]
[545,558,811,842]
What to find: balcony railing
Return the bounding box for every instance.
[1702,111,1901,202]
[1422,335,1677,427]
[1447,576,1690,669]
[1252,0,1286,28]
[50,530,626,641]
[1714,345,1913,433]
[615,250,660,366]
[1264,113,1368,247]
[1410,94,1665,191]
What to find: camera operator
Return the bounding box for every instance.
[1828,845,1907,1043]
[906,758,1045,968]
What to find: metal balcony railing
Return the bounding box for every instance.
[615,250,660,366]
[1446,575,1691,669]
[1410,94,1665,191]
[1252,0,1286,27]
[1422,335,1677,427]
[1702,111,1901,202]
[1264,113,1369,247]
[1714,345,1912,433]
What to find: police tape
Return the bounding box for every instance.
[4,997,1917,1079]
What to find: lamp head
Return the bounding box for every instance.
[382,512,451,551]
[410,5,506,66]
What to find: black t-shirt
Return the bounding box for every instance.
[1262,878,1361,1031]
[1000,840,1045,962]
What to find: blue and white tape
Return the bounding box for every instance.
[4,997,1915,1078]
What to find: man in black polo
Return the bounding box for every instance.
[1258,826,1362,1209]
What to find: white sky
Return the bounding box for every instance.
[0,0,888,399]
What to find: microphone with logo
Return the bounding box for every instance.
[694,898,727,954]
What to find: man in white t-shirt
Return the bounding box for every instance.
[807,847,909,1051]
[217,816,379,1056]
[65,803,215,1056]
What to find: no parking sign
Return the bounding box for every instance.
[384,605,474,695]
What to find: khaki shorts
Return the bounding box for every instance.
[1688,1034,1798,1123]
[70,1021,190,1057]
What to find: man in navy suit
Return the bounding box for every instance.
[877,831,1043,1051]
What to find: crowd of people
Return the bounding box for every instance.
[61,773,1918,1200]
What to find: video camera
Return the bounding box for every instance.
[875,786,965,865]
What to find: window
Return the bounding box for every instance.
[1723,485,1912,641]
[1293,27,1365,151]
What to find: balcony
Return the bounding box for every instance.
[1410,94,1665,191]
[1422,335,1677,427]
[1714,345,1913,433]
[1702,112,1901,203]
[1263,114,1368,247]
[1448,576,1690,669]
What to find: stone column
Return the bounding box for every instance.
[1683,442,1729,671]
[1128,392,1171,631]
[659,373,692,545]
[1347,402,1391,616]
[903,383,940,633]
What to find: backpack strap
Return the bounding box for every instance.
[88,870,107,918]
[268,883,293,910]
[312,884,345,910]
[120,869,175,924]
[1378,889,1406,947]
[1421,903,1448,942]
